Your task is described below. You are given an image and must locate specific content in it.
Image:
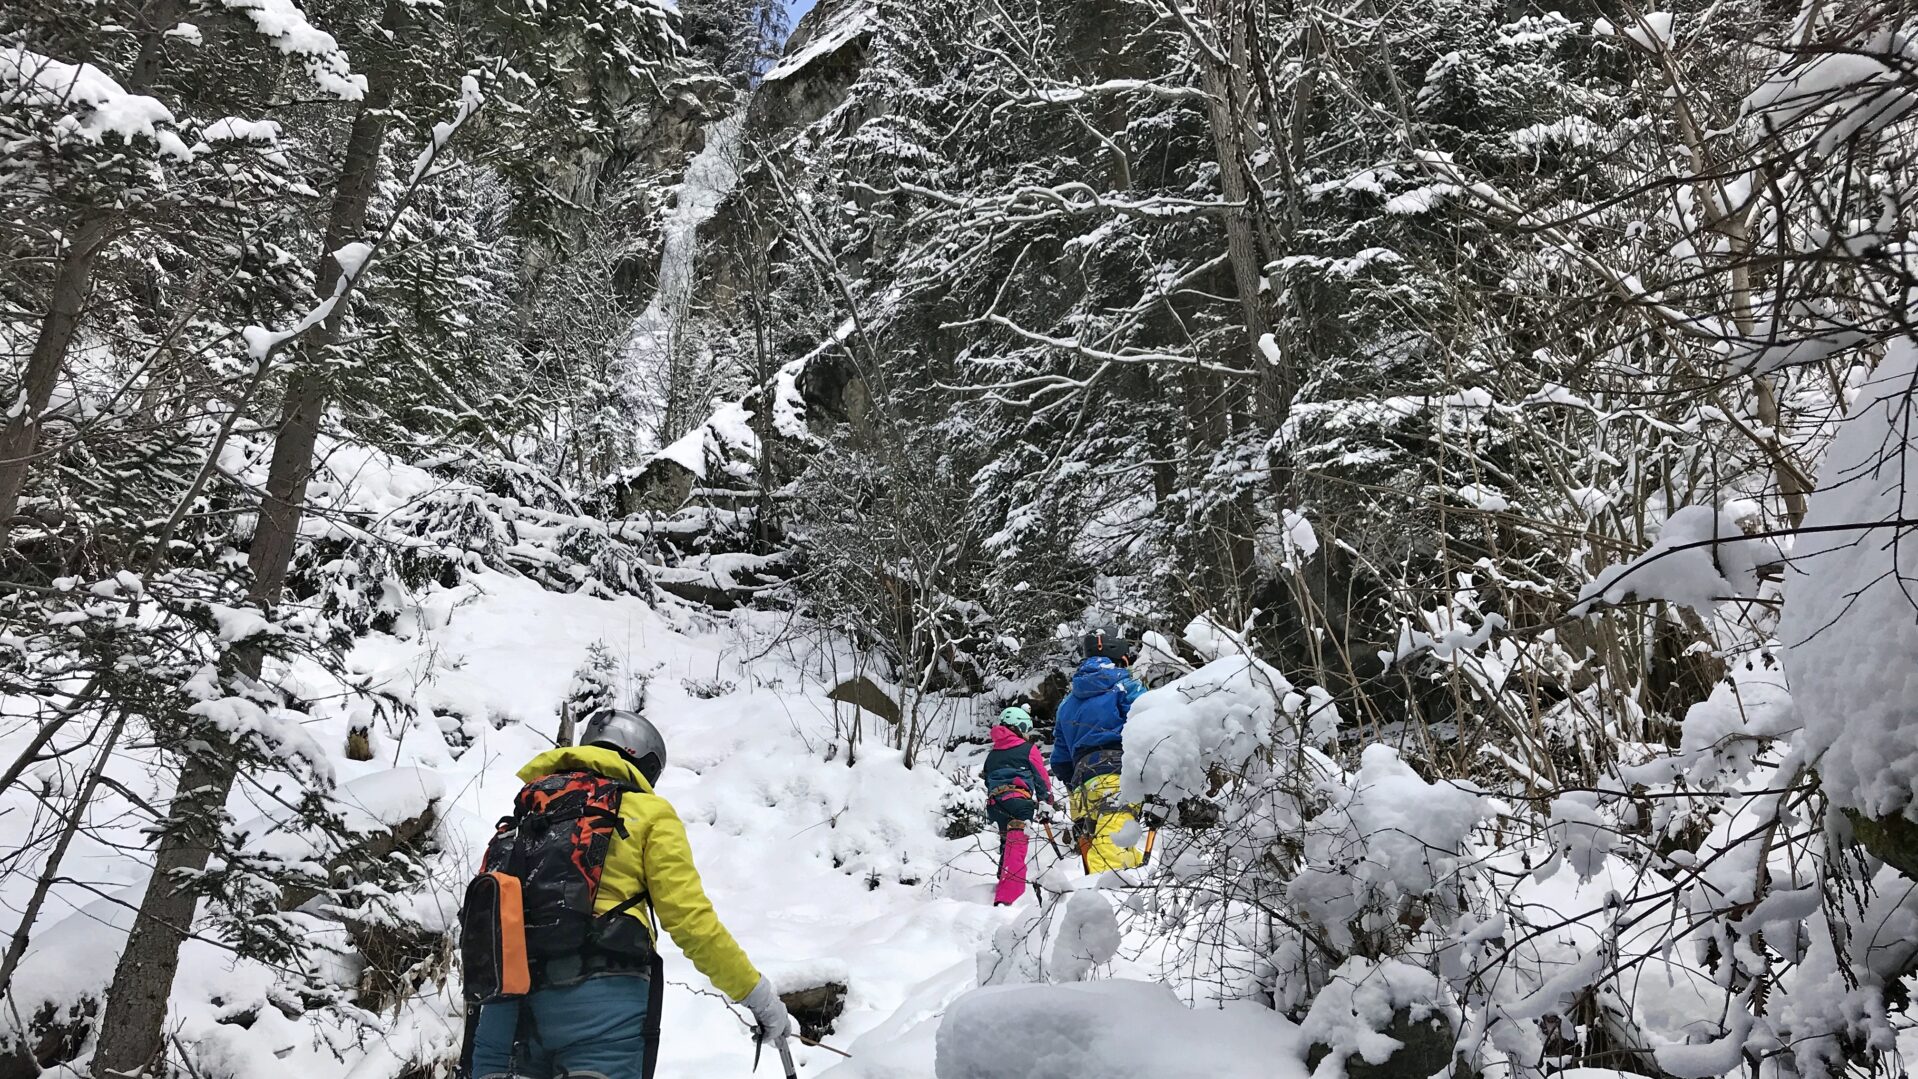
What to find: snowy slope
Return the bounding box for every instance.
[0,442,1055,1079]
[0,447,1809,1079]
[349,573,1013,1077]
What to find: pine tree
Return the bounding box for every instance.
[51,0,699,1069]
[560,642,622,744]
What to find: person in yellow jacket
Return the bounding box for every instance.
[1052,627,1148,873]
[468,710,790,1079]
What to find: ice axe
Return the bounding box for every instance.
[752,1036,799,1079]
[1039,818,1065,860]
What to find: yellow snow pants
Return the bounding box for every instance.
[1069,773,1143,872]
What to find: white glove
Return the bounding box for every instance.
[741,975,792,1045]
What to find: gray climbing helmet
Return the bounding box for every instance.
[1080,623,1135,663]
[581,709,668,785]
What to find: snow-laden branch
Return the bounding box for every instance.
[219,0,365,100]
[408,75,485,185]
[237,76,485,369]
[1570,515,1915,615]
[1001,78,1210,105]
[1744,35,1918,155]
[0,47,192,158]
[954,313,1258,377]
[1417,150,1734,343]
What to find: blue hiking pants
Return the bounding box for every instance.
[470,974,651,1079]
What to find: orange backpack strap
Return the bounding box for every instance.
[489,871,531,996]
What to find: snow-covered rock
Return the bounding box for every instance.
[1301,958,1456,1079]
[935,979,1306,1079]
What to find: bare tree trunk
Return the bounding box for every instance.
[0,0,183,544]
[1197,0,1287,428]
[1178,355,1253,620]
[0,224,105,539]
[90,79,392,1079]
[1190,0,1288,618]
[743,215,780,554]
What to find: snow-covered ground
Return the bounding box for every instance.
[2,468,1904,1079]
[0,419,1900,1079]
[0,528,1094,1078]
[0,556,1818,1079]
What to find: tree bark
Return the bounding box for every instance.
[0,222,106,538]
[90,78,392,1079]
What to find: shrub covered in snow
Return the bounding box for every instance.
[977,888,1122,987]
[1120,650,1287,819]
[1289,746,1496,955]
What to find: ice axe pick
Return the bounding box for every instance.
[753,1035,800,1079]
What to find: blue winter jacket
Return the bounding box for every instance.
[1050,658,1144,785]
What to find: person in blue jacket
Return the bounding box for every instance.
[1051,625,1146,871]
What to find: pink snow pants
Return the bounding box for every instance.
[995,822,1031,904]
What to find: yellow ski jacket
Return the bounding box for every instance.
[515,745,761,1001]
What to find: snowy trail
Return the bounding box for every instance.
[0,561,1033,1078]
[346,573,1021,1077]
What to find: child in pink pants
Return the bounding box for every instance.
[982,707,1054,905]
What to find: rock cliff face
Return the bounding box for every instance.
[606,0,880,526]
[748,0,876,133]
[631,72,737,172]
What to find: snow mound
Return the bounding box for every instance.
[1546,791,1615,882]
[1121,648,1290,815]
[1048,890,1122,982]
[1675,657,1795,785]
[1299,958,1454,1079]
[977,888,1121,988]
[1781,337,1918,818]
[1289,745,1495,950]
[935,979,1306,1079]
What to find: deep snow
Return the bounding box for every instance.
[0,547,1115,1077]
